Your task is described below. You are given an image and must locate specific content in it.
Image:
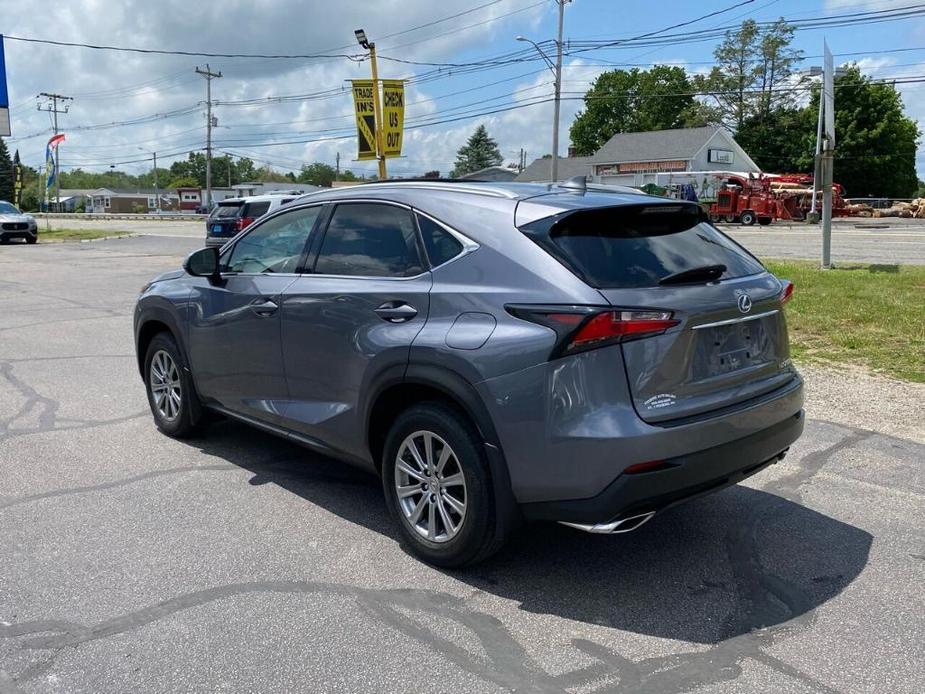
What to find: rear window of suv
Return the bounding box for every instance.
[244,201,271,218]
[523,204,764,289]
[214,203,243,218]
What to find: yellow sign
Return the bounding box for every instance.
[351,80,377,161]
[381,80,405,158]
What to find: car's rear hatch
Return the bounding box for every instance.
[208,200,245,239]
[521,201,795,424]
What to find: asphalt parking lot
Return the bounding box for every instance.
[1,236,923,693]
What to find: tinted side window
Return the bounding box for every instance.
[417,214,464,268]
[214,204,242,219]
[314,203,423,277]
[528,206,764,289]
[245,201,271,218]
[225,206,322,274]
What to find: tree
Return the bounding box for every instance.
[451,125,502,177]
[734,107,814,173]
[422,170,440,179]
[0,138,13,202]
[166,176,200,189]
[569,65,719,156]
[821,65,918,197]
[696,18,803,130]
[297,162,337,187]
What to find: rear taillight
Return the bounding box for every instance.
[235,216,254,232]
[779,280,794,306]
[508,306,679,358]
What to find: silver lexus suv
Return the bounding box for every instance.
[134,180,803,566]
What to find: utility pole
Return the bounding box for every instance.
[195,65,222,208]
[354,30,387,180]
[336,151,341,182]
[821,41,836,269]
[516,0,569,182]
[37,92,72,212]
[551,0,568,183]
[153,151,159,214]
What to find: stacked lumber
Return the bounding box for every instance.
[875,199,925,217]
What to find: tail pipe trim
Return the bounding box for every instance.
[559,510,656,535]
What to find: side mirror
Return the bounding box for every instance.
[184,247,220,281]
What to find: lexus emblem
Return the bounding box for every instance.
[737,294,753,314]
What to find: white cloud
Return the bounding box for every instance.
[0,0,550,177]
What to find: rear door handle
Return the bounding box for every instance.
[375,302,418,323]
[250,298,279,316]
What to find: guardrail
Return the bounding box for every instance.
[32,213,204,222]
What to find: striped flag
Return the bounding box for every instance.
[44,133,65,207]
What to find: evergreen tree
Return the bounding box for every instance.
[451,125,502,177]
[0,138,13,202]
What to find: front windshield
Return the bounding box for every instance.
[0,201,21,214]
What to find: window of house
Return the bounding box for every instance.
[104,197,111,209]
[148,197,156,208]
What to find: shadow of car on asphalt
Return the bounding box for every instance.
[190,419,872,645]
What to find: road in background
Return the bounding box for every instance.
[1,236,923,693]
[29,215,925,264]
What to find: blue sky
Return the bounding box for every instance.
[2,0,924,180]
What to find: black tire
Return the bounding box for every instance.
[381,402,507,567]
[723,214,739,224]
[26,234,37,244]
[740,210,757,226]
[143,331,204,438]
[758,217,772,226]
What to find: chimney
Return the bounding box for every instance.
[567,145,577,158]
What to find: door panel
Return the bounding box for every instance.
[188,274,297,423]
[187,204,324,424]
[280,275,431,461]
[278,201,431,463]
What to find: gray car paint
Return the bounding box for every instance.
[136,181,803,516]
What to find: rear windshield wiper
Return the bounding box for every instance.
[658,264,727,285]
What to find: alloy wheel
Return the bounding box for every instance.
[149,350,182,422]
[394,430,467,543]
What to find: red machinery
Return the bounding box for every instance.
[708,174,795,225]
[708,173,850,224]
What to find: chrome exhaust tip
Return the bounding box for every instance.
[559,511,656,535]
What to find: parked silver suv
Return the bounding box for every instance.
[134,180,803,566]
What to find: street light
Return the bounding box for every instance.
[515,1,569,182]
[354,29,369,49]
[138,147,160,214]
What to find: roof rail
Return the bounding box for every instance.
[340,180,524,199]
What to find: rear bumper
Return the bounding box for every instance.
[520,409,804,524]
[476,345,804,503]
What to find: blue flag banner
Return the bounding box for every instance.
[0,35,10,137]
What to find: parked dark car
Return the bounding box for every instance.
[205,195,295,247]
[0,201,39,244]
[135,180,803,566]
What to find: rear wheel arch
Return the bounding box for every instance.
[366,365,519,533]
[366,367,501,470]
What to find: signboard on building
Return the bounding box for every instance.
[351,80,377,161]
[708,148,734,164]
[381,80,405,158]
[0,35,11,136]
[597,160,687,176]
